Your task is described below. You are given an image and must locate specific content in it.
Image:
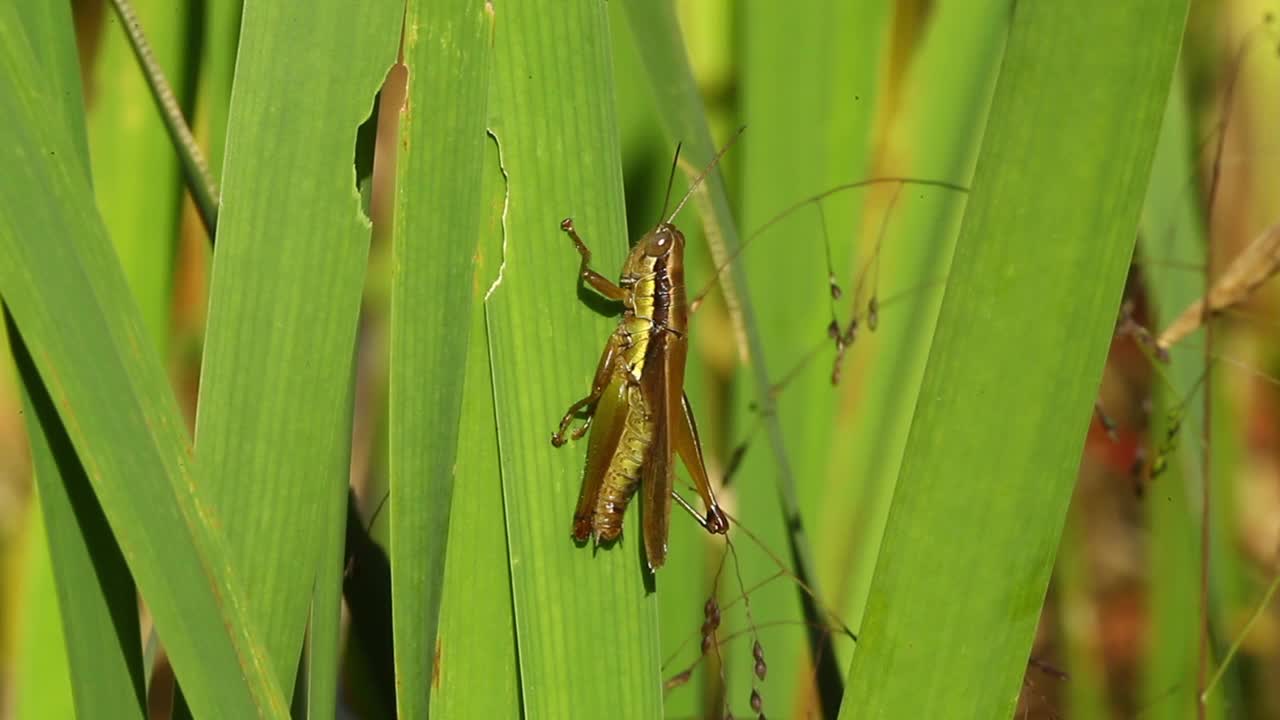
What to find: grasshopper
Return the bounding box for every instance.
[549,130,969,570]
[551,137,741,571]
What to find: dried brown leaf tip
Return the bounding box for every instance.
[1157,223,1280,352]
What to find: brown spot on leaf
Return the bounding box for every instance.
[432,636,443,690]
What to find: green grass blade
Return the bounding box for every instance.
[305,474,350,719]
[104,0,219,233]
[12,0,89,171]
[841,3,1189,717]
[0,10,287,716]
[1138,62,1215,719]
[9,5,142,717]
[1057,507,1111,719]
[815,1,1006,661]
[13,512,75,720]
[1137,56,1255,717]
[193,0,400,692]
[485,2,661,715]
[10,324,146,718]
[86,0,195,346]
[194,0,241,183]
[387,2,493,716]
[431,150,519,716]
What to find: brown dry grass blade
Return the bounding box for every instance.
[1157,221,1280,351]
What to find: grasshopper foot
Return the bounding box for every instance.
[706,507,730,535]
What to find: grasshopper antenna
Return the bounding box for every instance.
[659,142,683,225]
[688,176,968,314]
[665,125,747,225]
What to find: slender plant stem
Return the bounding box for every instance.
[1195,30,1247,720]
[1202,563,1280,702]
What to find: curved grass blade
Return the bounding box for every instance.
[484,2,661,715]
[193,0,401,692]
[388,1,495,716]
[8,4,144,717]
[0,9,287,716]
[841,2,1189,716]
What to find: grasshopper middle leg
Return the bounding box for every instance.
[552,333,624,447]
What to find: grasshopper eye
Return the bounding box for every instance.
[644,229,673,257]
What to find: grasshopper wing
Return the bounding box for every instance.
[575,372,629,541]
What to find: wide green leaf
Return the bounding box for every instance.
[484,2,661,716]
[842,2,1188,717]
[388,0,494,716]
[193,0,401,693]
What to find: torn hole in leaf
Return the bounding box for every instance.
[355,61,408,226]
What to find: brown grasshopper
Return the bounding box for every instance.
[551,137,741,570]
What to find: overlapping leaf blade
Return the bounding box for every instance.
[0,7,287,716]
[842,3,1189,716]
[388,0,494,716]
[193,0,401,693]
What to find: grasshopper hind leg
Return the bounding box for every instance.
[674,392,730,534]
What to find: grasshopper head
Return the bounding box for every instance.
[641,222,684,258]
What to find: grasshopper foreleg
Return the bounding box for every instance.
[560,218,629,302]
